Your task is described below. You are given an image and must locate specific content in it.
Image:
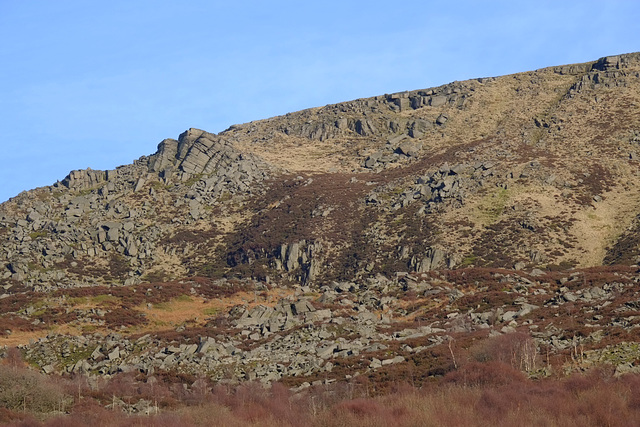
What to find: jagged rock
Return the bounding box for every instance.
[317,344,338,359]
[108,347,120,361]
[268,240,323,283]
[388,92,411,111]
[501,311,518,322]
[292,300,315,315]
[408,119,432,138]
[149,139,179,172]
[355,119,378,136]
[562,291,578,302]
[61,168,107,189]
[592,55,622,71]
[286,242,300,271]
[90,346,103,360]
[382,355,405,365]
[413,247,446,272]
[364,152,383,168]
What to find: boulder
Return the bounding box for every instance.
[430,95,448,107]
[396,141,421,157]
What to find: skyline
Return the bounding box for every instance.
[1,1,638,202]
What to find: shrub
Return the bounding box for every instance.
[443,361,527,387]
[0,365,68,413]
[469,332,539,372]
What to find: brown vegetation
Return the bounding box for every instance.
[3,352,640,426]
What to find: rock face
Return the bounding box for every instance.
[273,240,323,283]
[0,126,279,290]
[62,168,108,190]
[150,128,272,196]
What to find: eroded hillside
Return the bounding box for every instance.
[3,54,640,292]
[1,53,640,395]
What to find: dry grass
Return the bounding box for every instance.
[0,286,295,346]
[134,289,294,331]
[6,56,640,426]
[7,365,640,427]
[571,187,640,266]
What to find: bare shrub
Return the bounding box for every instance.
[621,373,640,411]
[0,365,68,414]
[45,410,112,427]
[469,332,538,372]
[335,398,391,421]
[0,407,34,425]
[3,347,24,369]
[206,382,309,426]
[443,361,527,387]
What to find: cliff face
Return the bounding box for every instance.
[2,54,640,383]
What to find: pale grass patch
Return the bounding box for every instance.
[571,182,640,267]
[130,288,295,331]
[1,287,297,346]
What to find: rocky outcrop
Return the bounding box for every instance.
[267,77,474,148]
[61,168,108,190]
[365,161,491,212]
[150,128,272,196]
[148,138,179,172]
[271,240,323,283]
[411,247,449,272]
[363,133,427,169]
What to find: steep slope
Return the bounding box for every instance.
[1,53,640,388]
[3,53,640,291]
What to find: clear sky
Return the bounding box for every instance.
[1,0,638,203]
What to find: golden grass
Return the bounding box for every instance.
[0,288,297,346]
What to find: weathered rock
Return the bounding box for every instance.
[430,95,448,107]
[61,168,107,190]
[149,139,179,172]
[436,114,448,125]
[414,247,446,272]
[396,140,421,157]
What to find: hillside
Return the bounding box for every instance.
[1,53,640,424]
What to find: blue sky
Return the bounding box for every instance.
[1,1,638,202]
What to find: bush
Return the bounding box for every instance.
[469,332,538,372]
[0,365,68,413]
[443,361,527,387]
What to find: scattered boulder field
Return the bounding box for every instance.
[2,53,640,418]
